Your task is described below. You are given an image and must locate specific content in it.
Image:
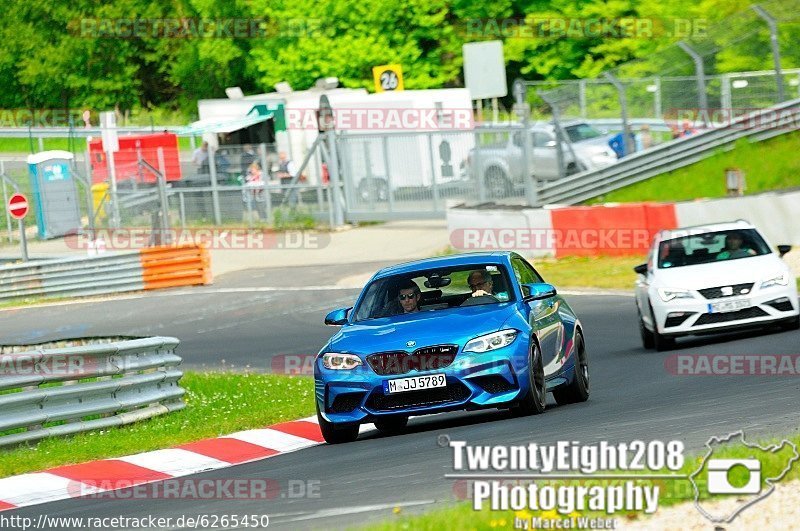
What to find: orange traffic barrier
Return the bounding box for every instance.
[549,202,678,257]
[139,244,212,290]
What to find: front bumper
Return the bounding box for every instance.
[314,340,531,425]
[651,284,799,336]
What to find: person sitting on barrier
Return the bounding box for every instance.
[717,231,756,261]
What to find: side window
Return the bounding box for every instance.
[512,132,522,147]
[512,257,544,284]
[533,132,552,148]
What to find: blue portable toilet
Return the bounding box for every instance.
[27,150,82,239]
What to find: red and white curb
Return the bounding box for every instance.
[0,415,339,511]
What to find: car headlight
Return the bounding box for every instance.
[761,272,789,289]
[321,352,362,370]
[657,288,695,302]
[464,329,518,353]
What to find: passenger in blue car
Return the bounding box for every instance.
[467,270,494,297]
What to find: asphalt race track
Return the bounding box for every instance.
[4,262,800,529]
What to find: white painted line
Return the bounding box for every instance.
[117,448,229,477]
[280,500,436,522]
[0,472,101,507]
[227,428,319,453]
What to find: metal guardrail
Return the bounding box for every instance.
[0,336,184,447]
[537,98,800,205]
[0,126,184,138]
[0,252,144,301]
[0,244,212,302]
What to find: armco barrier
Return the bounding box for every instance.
[0,244,212,303]
[140,244,212,290]
[0,336,184,447]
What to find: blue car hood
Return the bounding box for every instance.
[326,303,519,354]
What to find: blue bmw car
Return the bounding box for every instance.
[314,252,589,443]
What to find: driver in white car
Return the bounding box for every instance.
[717,231,757,261]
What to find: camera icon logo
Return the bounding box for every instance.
[706,458,761,494]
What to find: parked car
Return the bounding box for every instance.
[634,221,799,351]
[315,252,590,443]
[463,121,618,198]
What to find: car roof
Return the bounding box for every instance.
[373,252,511,279]
[657,220,755,241]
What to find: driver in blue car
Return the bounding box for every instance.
[468,270,494,297]
[397,281,422,313]
[381,279,422,316]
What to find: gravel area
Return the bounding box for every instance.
[621,479,800,530]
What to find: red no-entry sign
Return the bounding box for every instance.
[8,193,29,220]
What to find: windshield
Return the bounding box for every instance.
[352,265,514,322]
[657,229,771,268]
[564,123,604,142]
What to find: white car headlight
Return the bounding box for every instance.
[657,288,695,302]
[321,352,362,370]
[464,329,518,353]
[761,272,789,289]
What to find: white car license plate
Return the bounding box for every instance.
[384,374,446,394]
[708,298,751,314]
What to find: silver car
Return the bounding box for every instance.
[464,121,618,198]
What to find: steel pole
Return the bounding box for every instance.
[753,5,785,103]
[603,72,634,156]
[677,41,709,125]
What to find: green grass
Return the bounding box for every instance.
[531,255,643,290]
[589,133,800,204]
[272,206,317,230]
[0,372,315,478]
[367,430,800,530]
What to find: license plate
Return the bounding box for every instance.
[708,298,751,313]
[384,374,446,394]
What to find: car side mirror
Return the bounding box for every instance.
[544,140,557,148]
[324,307,351,326]
[777,245,791,257]
[633,263,648,275]
[521,282,557,301]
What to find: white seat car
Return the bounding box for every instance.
[634,221,799,350]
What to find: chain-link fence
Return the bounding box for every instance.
[524,0,800,134]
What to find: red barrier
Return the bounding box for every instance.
[549,202,677,257]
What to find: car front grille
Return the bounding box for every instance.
[694,307,768,325]
[367,345,458,376]
[698,283,754,300]
[365,381,471,411]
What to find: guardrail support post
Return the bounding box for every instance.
[156,148,172,244]
[752,5,785,103]
[325,131,344,227]
[677,41,709,125]
[603,72,634,156]
[207,147,222,225]
[514,79,538,206]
